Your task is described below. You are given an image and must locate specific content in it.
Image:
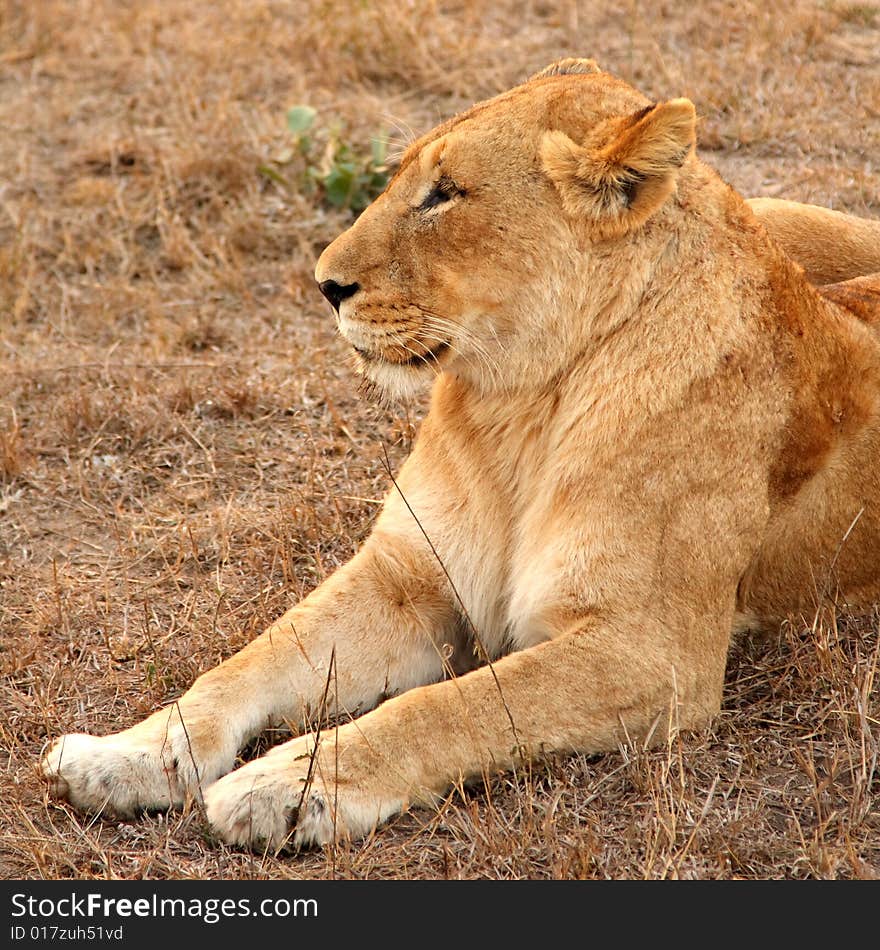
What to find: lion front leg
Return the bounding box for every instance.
[41,530,460,816]
[204,609,730,850]
[41,700,236,816]
[203,731,408,850]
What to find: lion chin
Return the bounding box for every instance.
[42,56,880,853]
[355,357,430,406]
[346,344,441,405]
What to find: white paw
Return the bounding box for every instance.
[204,735,404,851]
[41,711,235,816]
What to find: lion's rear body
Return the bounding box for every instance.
[741,272,880,622]
[820,274,880,326]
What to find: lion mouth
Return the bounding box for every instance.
[353,340,450,367]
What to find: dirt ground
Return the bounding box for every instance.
[1,0,879,879]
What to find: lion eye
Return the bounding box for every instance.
[419,177,463,212]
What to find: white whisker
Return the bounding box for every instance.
[387,332,445,378]
[419,311,506,393]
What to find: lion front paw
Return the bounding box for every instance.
[203,736,404,852]
[41,710,236,816]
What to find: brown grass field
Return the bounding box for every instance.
[2,0,880,880]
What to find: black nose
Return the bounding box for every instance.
[318,279,360,312]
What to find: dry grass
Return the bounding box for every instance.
[1,0,879,880]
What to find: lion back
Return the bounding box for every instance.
[819,274,880,327]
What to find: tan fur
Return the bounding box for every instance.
[42,61,880,851]
[747,197,880,285]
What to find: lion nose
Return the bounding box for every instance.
[318,279,360,312]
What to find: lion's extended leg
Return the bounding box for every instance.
[746,197,880,285]
[41,530,460,815]
[203,609,730,849]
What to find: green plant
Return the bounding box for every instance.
[260,106,391,213]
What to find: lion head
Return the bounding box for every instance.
[315,59,699,399]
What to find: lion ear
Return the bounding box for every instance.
[529,58,601,81]
[540,98,696,238]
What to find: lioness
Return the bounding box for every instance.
[43,59,880,850]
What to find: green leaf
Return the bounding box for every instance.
[286,105,317,134]
[370,136,387,168]
[368,170,389,192]
[324,165,355,207]
[333,143,354,164]
[257,163,289,187]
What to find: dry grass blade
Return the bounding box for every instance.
[377,441,524,756]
